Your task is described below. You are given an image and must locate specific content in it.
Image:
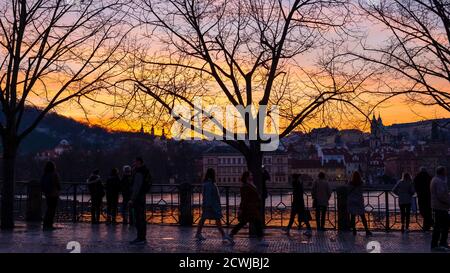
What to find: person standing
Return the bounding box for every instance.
[87,170,104,224]
[312,172,331,231]
[392,173,415,233]
[347,171,372,237]
[284,174,312,237]
[120,165,134,225]
[195,168,233,244]
[41,161,61,231]
[414,167,433,231]
[129,157,151,245]
[430,166,450,251]
[106,168,121,224]
[230,172,267,246]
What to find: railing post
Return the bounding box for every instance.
[225,186,230,226]
[385,190,390,232]
[179,182,193,226]
[336,186,350,231]
[26,180,42,222]
[72,185,78,223]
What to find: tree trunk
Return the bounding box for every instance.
[1,138,17,230]
[246,145,265,236]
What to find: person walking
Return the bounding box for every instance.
[87,170,104,224]
[195,168,233,244]
[129,157,151,245]
[347,171,372,237]
[120,165,134,225]
[229,172,267,246]
[106,168,121,224]
[41,161,61,231]
[284,174,312,237]
[414,167,433,231]
[430,166,450,251]
[392,172,415,233]
[311,172,331,231]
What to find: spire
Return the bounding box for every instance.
[161,127,166,140]
[140,123,144,134]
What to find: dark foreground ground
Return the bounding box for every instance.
[0,222,442,253]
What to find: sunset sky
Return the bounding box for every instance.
[5,0,448,135]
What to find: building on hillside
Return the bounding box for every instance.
[35,139,72,161]
[202,145,289,186]
[345,153,367,178]
[384,151,419,180]
[289,158,346,183]
[366,152,385,184]
[289,159,322,182]
[370,114,391,151]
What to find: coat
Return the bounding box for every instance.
[87,174,104,201]
[292,180,306,211]
[238,183,262,222]
[131,165,150,203]
[430,175,450,211]
[347,185,365,215]
[414,171,432,202]
[41,172,61,198]
[120,174,133,201]
[312,179,331,207]
[201,180,222,220]
[105,175,121,197]
[392,180,415,205]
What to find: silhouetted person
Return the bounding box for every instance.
[129,157,151,245]
[284,174,312,236]
[195,168,233,244]
[230,172,267,246]
[41,161,61,231]
[392,172,415,233]
[430,166,450,251]
[120,165,134,225]
[347,171,372,237]
[87,170,104,224]
[414,167,433,231]
[106,168,121,224]
[312,172,331,231]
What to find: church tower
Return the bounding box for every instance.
[370,114,381,150]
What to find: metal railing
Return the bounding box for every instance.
[8,181,432,231]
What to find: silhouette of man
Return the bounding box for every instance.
[129,157,150,245]
[414,167,433,231]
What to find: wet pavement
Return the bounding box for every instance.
[0,222,441,253]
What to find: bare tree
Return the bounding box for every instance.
[354,0,450,113]
[0,0,130,229]
[121,0,370,199]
